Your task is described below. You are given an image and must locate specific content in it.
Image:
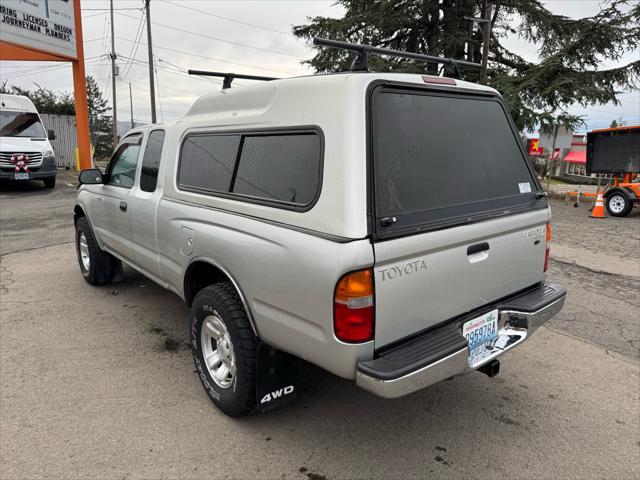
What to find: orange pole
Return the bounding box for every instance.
[72,0,92,170]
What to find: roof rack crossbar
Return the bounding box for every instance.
[187,70,279,89]
[312,38,481,77]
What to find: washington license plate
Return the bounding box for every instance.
[462,309,498,367]
[14,173,30,180]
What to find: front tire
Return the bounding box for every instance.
[606,191,632,217]
[43,177,56,189]
[75,216,117,285]
[191,282,259,417]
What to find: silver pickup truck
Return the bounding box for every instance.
[74,71,566,417]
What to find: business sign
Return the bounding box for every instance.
[528,138,543,156]
[0,0,76,59]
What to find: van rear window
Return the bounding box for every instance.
[372,87,542,235]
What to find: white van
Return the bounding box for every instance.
[0,94,57,188]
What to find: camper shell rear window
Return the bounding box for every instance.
[369,84,546,239]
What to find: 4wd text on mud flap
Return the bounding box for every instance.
[260,385,295,404]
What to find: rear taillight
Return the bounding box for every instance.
[334,268,374,343]
[544,222,551,272]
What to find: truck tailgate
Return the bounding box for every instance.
[373,208,548,347]
[368,82,550,348]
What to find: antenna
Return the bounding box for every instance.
[312,38,481,78]
[187,70,279,89]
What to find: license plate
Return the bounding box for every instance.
[14,172,30,180]
[462,309,498,367]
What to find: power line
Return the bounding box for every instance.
[82,12,107,19]
[117,55,226,90]
[113,36,297,76]
[159,0,291,37]
[114,10,302,59]
[152,57,227,86]
[118,80,189,109]
[84,36,109,43]
[96,12,111,96]
[83,7,143,11]
[118,72,198,100]
[154,55,164,123]
[1,57,103,79]
[119,9,147,80]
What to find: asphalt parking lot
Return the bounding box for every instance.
[1,173,639,480]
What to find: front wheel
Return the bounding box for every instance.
[191,282,259,417]
[43,177,56,189]
[606,191,632,217]
[75,217,117,285]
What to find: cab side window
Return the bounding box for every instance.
[106,134,143,189]
[140,130,165,192]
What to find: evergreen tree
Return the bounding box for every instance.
[293,0,639,131]
[85,76,113,158]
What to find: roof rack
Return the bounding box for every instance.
[312,38,481,79]
[187,70,279,89]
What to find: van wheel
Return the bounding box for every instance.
[75,217,116,285]
[606,191,632,217]
[43,177,56,189]
[191,282,258,417]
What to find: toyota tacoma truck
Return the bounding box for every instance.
[74,68,566,417]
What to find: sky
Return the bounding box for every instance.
[1,0,638,134]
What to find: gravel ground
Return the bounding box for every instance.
[550,197,640,260]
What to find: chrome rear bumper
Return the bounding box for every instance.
[356,283,566,399]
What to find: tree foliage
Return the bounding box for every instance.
[293,0,640,131]
[0,81,74,115]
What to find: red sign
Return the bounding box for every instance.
[528,138,543,156]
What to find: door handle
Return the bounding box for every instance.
[467,242,489,255]
[119,201,127,212]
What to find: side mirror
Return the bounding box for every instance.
[79,169,103,185]
[47,129,56,140]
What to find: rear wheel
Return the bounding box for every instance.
[606,191,632,217]
[75,216,117,285]
[191,282,259,417]
[43,177,56,189]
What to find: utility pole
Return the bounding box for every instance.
[479,0,492,85]
[129,82,134,129]
[109,0,118,145]
[145,0,157,123]
[546,124,559,193]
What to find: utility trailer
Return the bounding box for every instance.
[586,126,640,217]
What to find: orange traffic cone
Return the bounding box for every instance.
[590,192,607,218]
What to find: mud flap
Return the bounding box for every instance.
[256,343,298,412]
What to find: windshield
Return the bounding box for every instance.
[0,111,46,138]
[372,86,543,235]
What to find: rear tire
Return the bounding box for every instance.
[191,282,259,417]
[43,177,56,189]
[606,191,632,217]
[75,216,117,285]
